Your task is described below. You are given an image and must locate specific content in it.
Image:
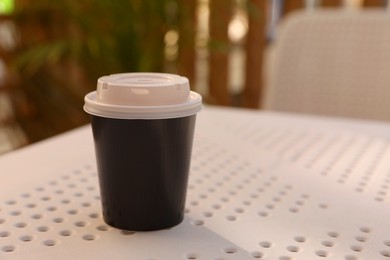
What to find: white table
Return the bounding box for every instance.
[1,106,390,259]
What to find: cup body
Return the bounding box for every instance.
[91,114,196,231]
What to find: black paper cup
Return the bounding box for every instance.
[91,115,196,230]
[84,73,202,231]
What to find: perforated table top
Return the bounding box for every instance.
[1,106,390,260]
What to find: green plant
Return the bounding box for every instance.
[6,0,179,142]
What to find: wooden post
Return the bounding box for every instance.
[363,0,386,7]
[177,0,196,88]
[321,0,343,6]
[282,0,305,16]
[243,0,267,108]
[208,0,232,106]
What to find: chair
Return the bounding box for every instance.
[263,9,390,121]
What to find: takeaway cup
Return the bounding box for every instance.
[84,73,202,231]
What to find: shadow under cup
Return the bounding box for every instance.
[91,115,196,231]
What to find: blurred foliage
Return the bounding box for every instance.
[4,0,181,143]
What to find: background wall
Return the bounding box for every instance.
[0,0,388,154]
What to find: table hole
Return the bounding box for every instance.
[43,239,57,246]
[67,209,78,215]
[279,256,292,260]
[53,217,64,223]
[294,236,306,243]
[190,201,199,206]
[199,194,208,199]
[355,236,367,242]
[21,193,31,198]
[287,245,300,252]
[61,199,71,204]
[359,227,371,233]
[207,188,216,193]
[37,226,49,232]
[236,185,243,190]
[97,225,109,231]
[289,207,299,213]
[212,204,221,210]
[258,211,268,217]
[315,250,328,257]
[2,245,15,252]
[259,241,272,248]
[301,194,310,199]
[60,230,73,236]
[9,211,21,216]
[41,196,51,201]
[14,222,27,228]
[327,231,339,238]
[31,214,43,219]
[46,206,57,212]
[75,221,87,227]
[82,234,97,241]
[235,208,244,213]
[322,241,334,247]
[228,191,237,196]
[185,253,200,259]
[191,220,204,226]
[0,231,10,237]
[6,200,16,205]
[344,255,358,260]
[55,190,64,194]
[273,197,282,202]
[350,245,363,252]
[20,235,33,242]
[226,215,236,221]
[203,212,213,217]
[251,251,264,258]
[81,202,91,207]
[319,204,329,209]
[279,191,287,196]
[89,213,99,219]
[74,193,83,197]
[0,218,5,224]
[384,240,390,247]
[220,197,229,202]
[25,203,37,208]
[49,181,58,186]
[223,246,237,254]
[381,250,390,257]
[243,200,252,206]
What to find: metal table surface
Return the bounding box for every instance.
[1,106,390,260]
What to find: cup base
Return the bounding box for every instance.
[104,214,184,232]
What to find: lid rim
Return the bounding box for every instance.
[84,91,202,120]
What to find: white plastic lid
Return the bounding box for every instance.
[84,73,203,119]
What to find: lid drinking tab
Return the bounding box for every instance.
[84,73,203,120]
